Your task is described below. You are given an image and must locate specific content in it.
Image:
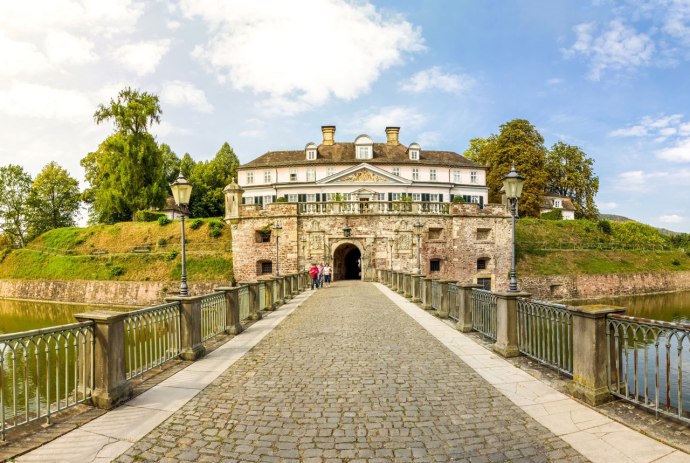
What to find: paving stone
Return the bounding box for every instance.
[114,282,589,463]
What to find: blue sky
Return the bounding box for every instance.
[2,0,690,229]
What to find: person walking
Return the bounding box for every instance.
[323,262,332,288]
[309,263,319,290]
[317,262,324,288]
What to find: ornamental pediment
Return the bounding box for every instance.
[317,163,411,185]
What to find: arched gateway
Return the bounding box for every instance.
[333,242,362,280]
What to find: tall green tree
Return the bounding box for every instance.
[27,162,81,237]
[81,87,167,223]
[546,142,599,219]
[187,143,240,217]
[464,120,548,217]
[160,143,181,184]
[0,165,33,247]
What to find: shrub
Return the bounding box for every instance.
[275,196,288,202]
[134,210,167,222]
[208,219,224,238]
[190,218,204,230]
[597,220,612,234]
[672,259,681,266]
[451,196,466,204]
[158,216,172,226]
[166,250,179,260]
[157,238,168,246]
[541,209,563,220]
[110,265,125,277]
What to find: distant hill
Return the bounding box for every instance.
[599,213,681,236]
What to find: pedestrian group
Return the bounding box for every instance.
[309,262,332,289]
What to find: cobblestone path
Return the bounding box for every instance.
[115,281,589,463]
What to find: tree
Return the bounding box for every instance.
[27,162,81,237]
[160,143,181,184]
[187,143,240,217]
[82,88,167,223]
[546,141,599,220]
[465,120,548,217]
[0,165,32,247]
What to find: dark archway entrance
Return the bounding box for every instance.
[334,243,361,280]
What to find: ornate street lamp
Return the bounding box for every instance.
[170,173,193,297]
[413,220,423,274]
[502,165,526,292]
[273,222,283,276]
[388,237,394,272]
[342,216,351,238]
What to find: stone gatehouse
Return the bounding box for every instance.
[223,125,513,288]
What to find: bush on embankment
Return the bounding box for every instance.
[516,218,690,275]
[0,219,233,282]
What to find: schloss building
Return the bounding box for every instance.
[224,125,512,289]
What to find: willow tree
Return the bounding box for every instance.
[81,87,167,223]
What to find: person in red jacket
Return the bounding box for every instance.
[309,263,319,290]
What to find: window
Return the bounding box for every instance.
[428,228,442,239]
[429,169,437,181]
[288,194,298,202]
[307,194,317,202]
[412,193,421,201]
[453,170,461,183]
[246,172,254,184]
[471,195,480,204]
[470,171,477,183]
[289,169,297,182]
[377,193,386,200]
[258,260,273,275]
[327,167,335,177]
[553,199,562,208]
[409,150,419,160]
[263,195,273,205]
[263,171,271,183]
[430,194,440,202]
[412,168,419,180]
[356,146,372,159]
[477,258,487,270]
[255,230,271,243]
[392,167,400,176]
[307,149,317,160]
[476,228,491,240]
[477,277,491,291]
[245,196,255,204]
[429,259,441,272]
[306,169,315,181]
[409,143,421,160]
[390,193,402,201]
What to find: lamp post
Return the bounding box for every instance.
[342,216,351,238]
[170,173,193,297]
[502,165,526,292]
[388,237,394,272]
[272,222,282,276]
[413,220,423,274]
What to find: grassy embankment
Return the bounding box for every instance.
[0,218,233,282]
[517,218,690,275]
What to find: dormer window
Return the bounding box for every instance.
[354,134,373,160]
[553,199,562,208]
[408,142,421,161]
[305,142,317,161]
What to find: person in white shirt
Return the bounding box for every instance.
[323,263,333,288]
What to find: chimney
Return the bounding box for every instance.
[321,125,335,146]
[385,127,400,146]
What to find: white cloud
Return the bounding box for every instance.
[180,0,424,115]
[112,39,170,76]
[0,1,143,37]
[564,19,654,80]
[598,201,618,211]
[350,106,426,135]
[659,214,685,223]
[151,120,191,138]
[0,34,50,77]
[416,131,441,148]
[546,77,564,85]
[615,168,690,191]
[609,125,648,137]
[45,31,97,66]
[161,81,213,113]
[400,67,474,94]
[610,114,685,138]
[0,82,93,122]
[657,138,690,162]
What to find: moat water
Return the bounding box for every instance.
[570,290,690,323]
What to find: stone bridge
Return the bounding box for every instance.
[12,279,690,463]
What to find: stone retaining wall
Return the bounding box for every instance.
[0,279,230,306]
[521,271,690,300]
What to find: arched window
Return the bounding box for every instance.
[354,134,373,159]
[408,142,421,160]
[305,142,317,160]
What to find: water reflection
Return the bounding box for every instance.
[0,299,134,335]
[571,291,690,323]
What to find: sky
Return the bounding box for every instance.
[2,0,690,230]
